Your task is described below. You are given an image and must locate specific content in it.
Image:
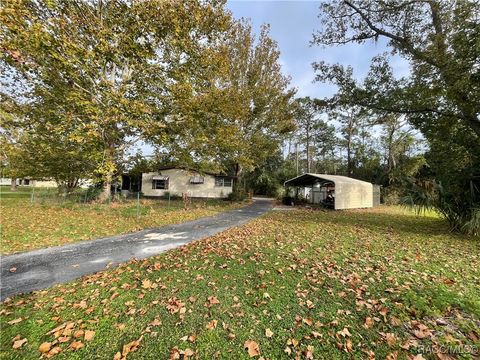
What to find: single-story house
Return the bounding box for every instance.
[142,167,233,199]
[0,178,58,187]
[0,178,92,188]
[284,173,375,210]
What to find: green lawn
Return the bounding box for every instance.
[1,206,479,359]
[0,190,241,254]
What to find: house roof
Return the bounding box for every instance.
[284,173,371,187]
[156,166,232,178]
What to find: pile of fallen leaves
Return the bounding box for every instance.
[1,206,479,359]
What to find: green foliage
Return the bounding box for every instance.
[313,0,480,235]
[401,175,480,236]
[1,0,233,200]
[154,19,297,180]
[243,152,296,196]
[227,188,249,202]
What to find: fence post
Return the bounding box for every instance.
[137,191,140,218]
[30,185,35,204]
[168,192,171,211]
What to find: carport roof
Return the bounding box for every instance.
[284,173,370,187]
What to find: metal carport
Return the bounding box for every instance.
[284,173,373,210]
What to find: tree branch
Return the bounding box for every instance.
[343,0,441,68]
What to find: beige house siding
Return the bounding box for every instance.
[142,169,232,198]
[0,178,92,188]
[334,180,373,210]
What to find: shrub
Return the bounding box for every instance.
[401,177,480,236]
[228,189,248,202]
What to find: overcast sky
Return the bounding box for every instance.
[226,0,410,99]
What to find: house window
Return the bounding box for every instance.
[215,177,232,187]
[190,176,204,184]
[152,179,168,190]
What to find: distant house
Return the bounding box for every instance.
[0,178,57,188]
[141,167,233,199]
[0,178,92,189]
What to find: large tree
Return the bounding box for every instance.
[313,0,480,136]
[295,97,319,173]
[313,0,480,234]
[1,0,231,200]
[152,20,297,184]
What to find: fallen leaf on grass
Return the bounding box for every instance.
[120,335,143,358]
[265,328,273,338]
[207,296,220,305]
[363,317,374,329]
[345,339,353,352]
[390,316,402,326]
[303,317,313,326]
[385,333,396,346]
[38,342,51,353]
[386,351,398,360]
[413,324,432,339]
[244,340,260,357]
[84,330,95,342]
[337,327,351,337]
[7,318,23,325]
[12,336,27,349]
[149,319,161,327]
[48,346,62,356]
[69,341,84,350]
[141,279,154,289]
[166,297,185,314]
[183,348,194,357]
[206,320,218,330]
[287,338,299,347]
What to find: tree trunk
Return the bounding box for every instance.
[346,115,355,177]
[306,129,311,173]
[66,178,79,194]
[233,162,242,192]
[10,178,17,192]
[346,135,353,177]
[99,144,115,202]
[295,143,299,175]
[99,176,112,202]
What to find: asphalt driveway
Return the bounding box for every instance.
[0,199,272,300]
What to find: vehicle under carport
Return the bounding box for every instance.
[284,173,374,210]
